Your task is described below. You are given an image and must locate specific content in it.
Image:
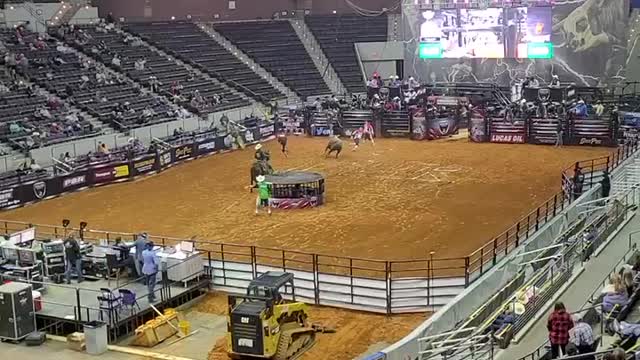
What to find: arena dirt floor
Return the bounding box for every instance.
[2,137,610,262]
[0,137,612,359]
[198,292,426,360]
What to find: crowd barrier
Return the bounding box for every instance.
[0,123,277,210]
[0,220,466,315]
[470,115,617,146]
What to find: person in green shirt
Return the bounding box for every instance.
[255,175,272,215]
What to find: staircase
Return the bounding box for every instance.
[196,22,301,106]
[289,18,346,96]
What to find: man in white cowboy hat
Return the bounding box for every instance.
[254,143,267,161]
[255,175,271,215]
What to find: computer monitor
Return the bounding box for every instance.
[180,241,194,253]
[18,249,36,265]
[2,247,18,261]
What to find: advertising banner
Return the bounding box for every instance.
[16,177,59,204]
[132,155,157,176]
[158,150,172,170]
[196,138,217,156]
[173,143,195,162]
[490,134,526,144]
[312,126,331,136]
[92,162,130,184]
[61,171,90,192]
[259,123,276,138]
[0,186,20,208]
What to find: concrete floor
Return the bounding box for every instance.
[0,340,143,360]
[117,309,228,360]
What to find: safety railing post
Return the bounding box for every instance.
[349,258,354,305]
[480,248,484,274]
[385,261,391,315]
[207,250,212,278]
[505,230,509,255]
[492,238,498,265]
[221,244,226,286]
[535,208,540,231]
[250,246,257,279]
[281,249,286,272]
[76,288,82,328]
[313,254,320,305]
[464,257,470,286]
[515,222,521,247]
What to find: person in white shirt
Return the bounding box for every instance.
[111,55,121,68]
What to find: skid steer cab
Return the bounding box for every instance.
[227,271,317,360]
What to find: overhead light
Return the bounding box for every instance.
[332,10,337,14]
[171,16,176,20]
[187,14,192,19]
[9,6,14,10]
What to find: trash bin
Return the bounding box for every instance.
[178,320,191,335]
[83,321,108,355]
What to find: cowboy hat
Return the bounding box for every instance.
[255,144,262,150]
[256,175,265,183]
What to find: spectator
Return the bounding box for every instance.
[64,152,72,164]
[106,12,115,24]
[572,99,588,117]
[98,141,110,155]
[16,53,28,74]
[603,348,626,360]
[149,75,159,92]
[602,275,629,313]
[64,235,83,284]
[9,122,23,134]
[134,58,146,71]
[547,302,574,358]
[569,313,594,356]
[111,54,121,69]
[623,269,635,297]
[594,100,605,117]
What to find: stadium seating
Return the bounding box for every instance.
[55,26,250,116]
[305,15,388,94]
[213,20,331,99]
[125,22,285,103]
[0,31,97,149]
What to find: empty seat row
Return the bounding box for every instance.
[214,20,331,99]
[125,22,285,103]
[305,15,388,94]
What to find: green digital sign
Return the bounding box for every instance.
[527,42,553,59]
[419,42,443,59]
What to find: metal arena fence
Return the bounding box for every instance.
[0,141,637,315]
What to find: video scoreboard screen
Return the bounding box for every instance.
[417,5,553,59]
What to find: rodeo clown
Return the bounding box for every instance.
[255,175,272,215]
[351,127,363,151]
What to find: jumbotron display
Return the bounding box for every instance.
[417,6,553,59]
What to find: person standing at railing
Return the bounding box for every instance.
[547,302,574,358]
[142,242,158,303]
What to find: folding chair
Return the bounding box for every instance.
[119,288,141,314]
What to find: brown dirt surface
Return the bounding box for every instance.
[200,293,426,360]
[1,137,611,263]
